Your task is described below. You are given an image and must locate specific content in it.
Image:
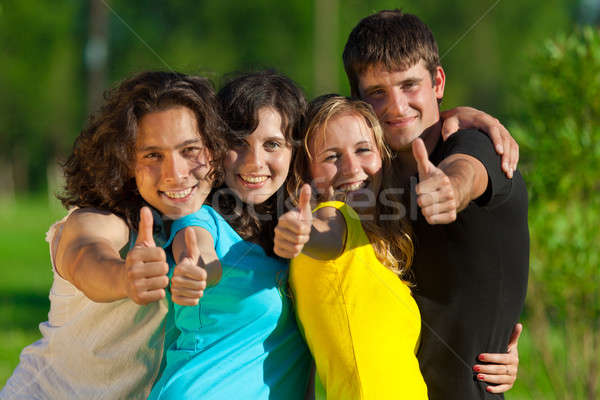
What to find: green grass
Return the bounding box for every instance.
[0,196,573,397]
[0,195,66,386]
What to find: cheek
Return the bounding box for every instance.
[310,162,335,193]
[365,155,382,176]
[134,165,155,194]
[368,99,386,118]
[270,149,292,178]
[223,151,238,183]
[224,150,237,169]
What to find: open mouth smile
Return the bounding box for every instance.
[238,174,269,185]
[161,185,196,200]
[336,179,369,193]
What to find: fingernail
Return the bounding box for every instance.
[479,354,486,361]
[478,374,484,380]
[496,144,504,153]
[473,366,481,372]
[503,162,508,171]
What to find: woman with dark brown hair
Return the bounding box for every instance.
[1,71,227,399]
[148,70,313,400]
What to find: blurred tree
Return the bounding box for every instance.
[510,26,600,399]
[86,0,109,114]
[0,0,84,193]
[0,0,578,196]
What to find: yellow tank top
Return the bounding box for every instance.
[290,201,428,399]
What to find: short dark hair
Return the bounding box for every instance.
[343,9,440,96]
[212,70,306,256]
[59,71,227,230]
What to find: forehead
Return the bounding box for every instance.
[312,112,375,150]
[358,60,430,88]
[136,106,202,148]
[248,107,285,139]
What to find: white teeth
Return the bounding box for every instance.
[240,175,268,184]
[164,187,193,199]
[339,181,367,192]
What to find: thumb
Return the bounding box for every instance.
[507,323,523,352]
[135,207,155,247]
[412,138,434,179]
[441,115,460,140]
[297,184,312,222]
[183,227,200,263]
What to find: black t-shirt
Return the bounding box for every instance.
[410,129,529,400]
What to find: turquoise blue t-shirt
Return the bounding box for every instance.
[149,206,311,400]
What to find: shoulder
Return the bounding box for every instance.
[55,208,130,275]
[166,205,224,248]
[440,129,496,160]
[62,208,129,247]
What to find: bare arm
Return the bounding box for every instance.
[440,106,519,178]
[413,138,487,224]
[55,207,169,304]
[437,153,488,212]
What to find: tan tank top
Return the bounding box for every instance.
[1,212,168,399]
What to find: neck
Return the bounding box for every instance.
[392,119,442,185]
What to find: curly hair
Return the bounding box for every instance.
[210,70,306,256]
[289,94,415,280]
[59,71,227,230]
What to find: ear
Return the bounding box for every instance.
[433,66,446,100]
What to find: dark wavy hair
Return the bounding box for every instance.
[210,70,306,256]
[59,71,227,230]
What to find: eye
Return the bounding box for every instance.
[143,152,162,160]
[182,146,202,157]
[324,153,339,162]
[356,147,371,154]
[403,81,418,91]
[264,140,282,151]
[368,88,386,98]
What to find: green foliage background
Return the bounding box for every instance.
[1,0,599,398]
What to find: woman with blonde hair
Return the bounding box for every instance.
[275,94,428,398]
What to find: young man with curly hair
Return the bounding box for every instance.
[1,71,227,399]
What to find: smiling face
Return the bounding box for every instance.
[308,112,383,208]
[224,107,293,205]
[134,106,213,220]
[358,60,445,151]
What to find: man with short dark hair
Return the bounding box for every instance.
[343,10,529,399]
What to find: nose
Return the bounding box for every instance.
[340,153,361,176]
[240,145,265,170]
[388,87,409,116]
[162,153,189,184]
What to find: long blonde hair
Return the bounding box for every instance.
[289,94,414,279]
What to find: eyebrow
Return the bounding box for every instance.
[137,138,203,152]
[318,140,371,156]
[362,77,422,94]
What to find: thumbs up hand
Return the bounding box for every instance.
[171,227,208,306]
[412,138,458,225]
[124,207,169,305]
[274,184,313,259]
